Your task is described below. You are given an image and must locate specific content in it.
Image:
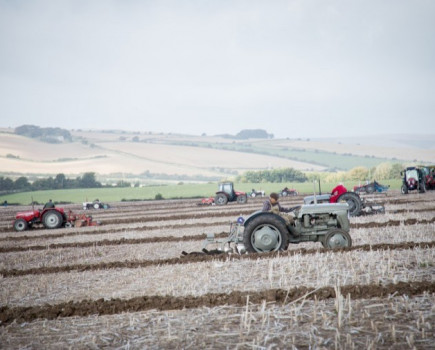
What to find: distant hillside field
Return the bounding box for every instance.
[1,128,434,183]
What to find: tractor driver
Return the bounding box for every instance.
[330,184,347,203]
[43,199,55,209]
[262,192,299,225]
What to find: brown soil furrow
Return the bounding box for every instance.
[1,217,434,250]
[0,232,223,253]
[352,216,435,228]
[0,220,228,242]
[1,280,433,326]
[2,240,434,278]
[0,209,252,233]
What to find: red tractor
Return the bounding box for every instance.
[13,207,99,231]
[280,187,298,196]
[401,167,426,194]
[214,182,248,205]
[420,165,435,190]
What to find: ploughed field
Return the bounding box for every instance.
[0,191,434,349]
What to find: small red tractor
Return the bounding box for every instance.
[198,182,248,205]
[280,187,298,196]
[214,182,248,205]
[13,207,100,231]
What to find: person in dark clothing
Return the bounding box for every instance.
[262,192,299,224]
[43,199,55,209]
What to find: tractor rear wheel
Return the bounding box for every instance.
[322,229,352,249]
[337,192,362,216]
[42,210,63,229]
[215,193,228,205]
[366,184,375,193]
[243,214,289,253]
[14,218,28,232]
[237,194,248,204]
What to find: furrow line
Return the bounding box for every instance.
[2,240,434,278]
[1,280,433,326]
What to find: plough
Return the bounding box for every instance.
[182,217,246,256]
[354,181,390,194]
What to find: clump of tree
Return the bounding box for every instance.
[307,162,404,184]
[15,125,72,143]
[218,129,274,140]
[237,168,307,183]
[0,172,102,193]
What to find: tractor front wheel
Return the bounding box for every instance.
[237,194,248,204]
[215,193,228,205]
[42,210,63,229]
[322,229,352,249]
[401,184,408,194]
[243,214,289,253]
[14,218,28,232]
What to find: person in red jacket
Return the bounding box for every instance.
[330,184,347,203]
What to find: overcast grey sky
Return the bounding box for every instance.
[0,0,434,138]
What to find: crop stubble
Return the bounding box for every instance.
[0,191,434,348]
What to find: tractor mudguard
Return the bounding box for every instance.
[243,211,288,229]
[215,191,229,197]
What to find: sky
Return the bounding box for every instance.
[0,0,434,139]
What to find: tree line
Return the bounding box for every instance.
[0,173,101,193]
[236,168,307,183]
[235,162,404,184]
[15,125,72,143]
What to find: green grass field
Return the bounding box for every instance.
[161,139,394,170]
[0,180,402,205]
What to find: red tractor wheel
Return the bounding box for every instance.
[215,193,228,205]
[42,210,63,229]
[14,218,28,232]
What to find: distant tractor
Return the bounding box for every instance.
[13,207,100,231]
[83,199,110,210]
[354,180,389,194]
[214,182,248,205]
[280,187,298,197]
[303,184,384,216]
[249,188,265,198]
[401,167,426,194]
[419,165,435,190]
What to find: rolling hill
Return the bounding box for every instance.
[1,127,434,184]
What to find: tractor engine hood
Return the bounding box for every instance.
[296,203,349,218]
[15,210,40,219]
[303,194,331,204]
